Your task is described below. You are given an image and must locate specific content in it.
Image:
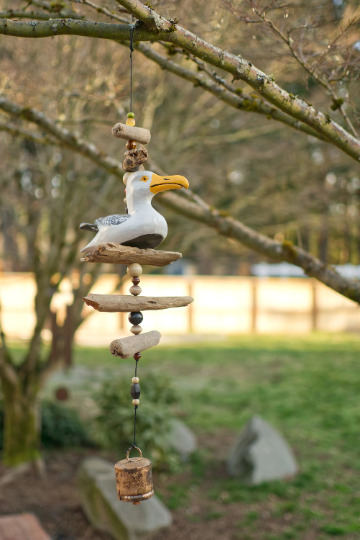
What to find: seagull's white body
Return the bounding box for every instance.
[80,170,188,253]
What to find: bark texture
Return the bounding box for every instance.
[84,294,194,312]
[81,243,182,266]
[123,148,148,172]
[109,330,161,358]
[112,123,151,144]
[2,378,40,466]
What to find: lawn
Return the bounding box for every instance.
[7,334,360,539]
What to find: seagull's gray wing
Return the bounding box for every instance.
[95,214,131,227]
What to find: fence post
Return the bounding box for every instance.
[251,279,258,333]
[311,280,318,331]
[50,310,58,363]
[187,279,194,333]
[64,305,73,367]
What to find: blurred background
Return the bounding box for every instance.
[0,0,360,539]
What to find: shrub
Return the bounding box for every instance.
[94,372,180,470]
[0,400,92,450]
[41,400,93,449]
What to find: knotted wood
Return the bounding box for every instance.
[110,330,161,358]
[81,243,182,266]
[84,294,194,312]
[123,148,148,172]
[112,123,151,145]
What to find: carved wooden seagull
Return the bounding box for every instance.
[80,170,189,253]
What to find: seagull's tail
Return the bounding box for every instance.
[80,237,100,253]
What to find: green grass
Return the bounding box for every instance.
[7,333,360,538]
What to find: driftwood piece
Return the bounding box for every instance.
[123,148,148,172]
[84,294,194,312]
[110,330,161,358]
[81,243,182,266]
[112,123,151,145]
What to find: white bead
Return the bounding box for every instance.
[130,325,142,335]
[123,197,127,204]
[123,172,132,185]
[132,399,140,405]
[129,285,142,296]
[127,263,143,277]
[132,377,139,383]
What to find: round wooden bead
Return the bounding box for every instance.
[132,276,141,285]
[126,140,137,150]
[129,312,143,325]
[127,263,143,277]
[132,377,139,383]
[132,399,140,405]
[131,383,141,399]
[129,285,142,296]
[131,325,142,335]
[133,352,142,361]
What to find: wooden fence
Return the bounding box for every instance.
[1,273,359,344]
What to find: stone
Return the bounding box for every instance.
[227,415,298,485]
[0,514,50,540]
[168,419,197,459]
[77,458,172,540]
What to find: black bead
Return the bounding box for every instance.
[128,312,143,325]
[131,383,141,399]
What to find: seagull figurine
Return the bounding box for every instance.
[80,170,189,253]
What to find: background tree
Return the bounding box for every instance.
[0,0,360,466]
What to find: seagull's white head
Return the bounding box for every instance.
[125,170,189,212]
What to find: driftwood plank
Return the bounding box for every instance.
[81,243,182,267]
[110,331,161,358]
[84,294,194,312]
[112,123,151,145]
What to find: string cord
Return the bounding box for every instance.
[133,359,138,447]
[129,18,138,450]
[129,18,136,113]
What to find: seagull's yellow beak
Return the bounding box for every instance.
[150,174,189,194]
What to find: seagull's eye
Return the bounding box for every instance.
[140,176,149,182]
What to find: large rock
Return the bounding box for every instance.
[77,458,172,540]
[168,419,197,459]
[227,416,298,485]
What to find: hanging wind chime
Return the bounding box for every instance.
[80,20,193,505]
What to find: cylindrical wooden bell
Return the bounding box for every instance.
[114,446,154,505]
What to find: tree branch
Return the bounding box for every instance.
[0,119,55,144]
[0,10,84,20]
[115,0,360,162]
[1,13,359,160]
[2,96,360,304]
[0,17,164,41]
[248,4,358,138]
[133,42,327,142]
[160,192,360,303]
[0,96,123,176]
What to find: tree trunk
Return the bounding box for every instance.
[2,376,41,466]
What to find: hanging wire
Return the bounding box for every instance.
[129,17,136,114]
[132,358,138,447]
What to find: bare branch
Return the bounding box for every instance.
[0,119,55,144]
[134,42,327,142]
[1,13,359,160]
[114,0,360,162]
[247,4,359,138]
[0,96,123,176]
[2,95,360,304]
[75,0,129,24]
[0,10,84,20]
